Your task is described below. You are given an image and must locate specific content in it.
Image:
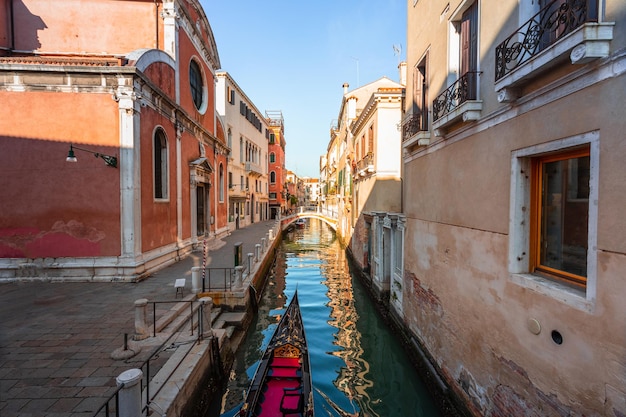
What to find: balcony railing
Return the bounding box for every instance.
[402,113,426,142]
[432,72,478,122]
[495,0,598,82]
[356,153,374,175]
[245,161,262,176]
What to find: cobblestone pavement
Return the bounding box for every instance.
[0,220,278,417]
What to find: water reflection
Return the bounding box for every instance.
[214,219,441,417]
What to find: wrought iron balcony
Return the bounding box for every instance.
[495,0,599,82]
[432,72,479,123]
[402,113,424,142]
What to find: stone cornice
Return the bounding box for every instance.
[0,55,126,68]
[351,89,403,133]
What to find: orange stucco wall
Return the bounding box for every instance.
[0,1,10,51]
[142,61,175,99]
[139,111,177,252]
[0,90,121,257]
[11,0,158,54]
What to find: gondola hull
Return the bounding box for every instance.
[239,291,313,417]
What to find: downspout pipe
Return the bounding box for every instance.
[9,0,15,52]
[154,0,159,49]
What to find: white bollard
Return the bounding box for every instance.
[133,299,149,340]
[261,237,267,251]
[269,229,274,240]
[199,297,213,338]
[247,253,254,273]
[255,244,261,261]
[191,266,202,294]
[116,368,143,417]
[234,266,244,290]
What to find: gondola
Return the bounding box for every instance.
[239,291,313,417]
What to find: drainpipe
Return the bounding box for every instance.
[154,0,159,49]
[9,0,15,52]
[400,177,404,214]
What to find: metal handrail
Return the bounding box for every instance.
[92,300,204,417]
[91,384,122,417]
[495,0,598,81]
[202,267,235,292]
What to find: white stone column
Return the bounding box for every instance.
[191,266,202,294]
[247,253,254,274]
[116,80,141,260]
[134,299,149,340]
[234,266,244,290]
[199,297,213,338]
[116,368,143,417]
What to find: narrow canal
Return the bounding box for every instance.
[209,218,443,417]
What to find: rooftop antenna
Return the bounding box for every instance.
[350,56,359,87]
[393,44,402,64]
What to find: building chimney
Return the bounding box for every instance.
[398,62,407,87]
[343,83,349,94]
[347,96,357,120]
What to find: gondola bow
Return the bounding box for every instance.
[239,291,313,417]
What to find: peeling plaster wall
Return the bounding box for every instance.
[402,66,626,417]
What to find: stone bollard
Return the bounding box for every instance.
[234,266,244,290]
[261,237,267,252]
[255,244,261,261]
[247,253,254,274]
[191,266,202,294]
[116,368,143,417]
[269,228,274,240]
[199,297,213,338]
[133,299,149,341]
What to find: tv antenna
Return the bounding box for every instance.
[393,44,402,64]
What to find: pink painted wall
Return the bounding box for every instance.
[0,91,121,258]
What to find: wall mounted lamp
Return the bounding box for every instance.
[66,144,117,168]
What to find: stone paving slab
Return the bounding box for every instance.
[0,220,279,417]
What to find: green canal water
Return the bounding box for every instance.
[211,218,443,417]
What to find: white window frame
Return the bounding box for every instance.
[508,131,599,312]
[153,126,169,201]
[189,57,208,115]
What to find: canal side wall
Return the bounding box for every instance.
[344,245,472,417]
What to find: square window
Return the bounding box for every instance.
[509,131,598,308]
[531,148,589,285]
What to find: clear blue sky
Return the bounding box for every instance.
[201,1,406,178]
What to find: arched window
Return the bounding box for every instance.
[189,60,204,110]
[154,128,168,199]
[269,152,276,163]
[219,163,224,202]
[270,171,276,184]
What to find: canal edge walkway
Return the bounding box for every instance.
[0,219,284,417]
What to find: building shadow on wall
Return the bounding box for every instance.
[10,0,47,52]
